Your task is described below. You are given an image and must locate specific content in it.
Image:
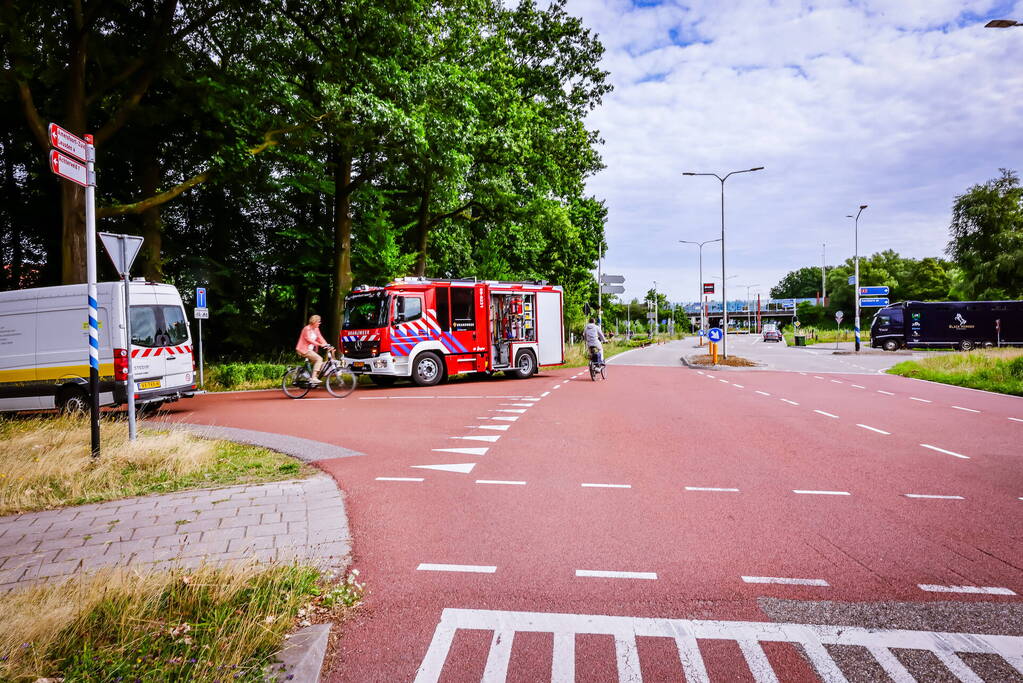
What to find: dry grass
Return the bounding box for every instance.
[889,348,1023,396]
[688,354,759,367]
[0,562,358,682]
[0,416,312,515]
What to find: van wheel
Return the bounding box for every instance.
[57,386,89,415]
[411,352,444,387]
[512,350,537,379]
[882,340,900,352]
[959,340,975,351]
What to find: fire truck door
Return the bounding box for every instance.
[449,286,482,368]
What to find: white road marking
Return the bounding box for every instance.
[781,399,799,405]
[742,576,830,586]
[830,380,843,384]
[412,463,476,473]
[877,390,895,395]
[359,396,389,400]
[851,384,866,389]
[814,410,839,418]
[467,425,510,431]
[755,390,771,396]
[857,424,891,435]
[576,569,657,580]
[799,372,807,375]
[910,397,932,403]
[417,563,496,573]
[488,416,519,421]
[452,435,501,443]
[376,477,425,482]
[732,383,744,388]
[541,391,551,397]
[918,584,1015,596]
[553,385,561,389]
[500,403,534,407]
[793,490,851,496]
[1010,417,1023,423]
[904,493,964,500]
[432,447,489,456]
[719,379,729,383]
[952,405,980,413]
[476,480,526,486]
[581,483,632,489]
[520,398,541,402]
[814,376,825,380]
[686,486,740,492]
[920,443,969,459]
[491,409,526,413]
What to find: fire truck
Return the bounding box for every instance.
[338,278,564,386]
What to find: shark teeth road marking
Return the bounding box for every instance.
[910,397,932,403]
[417,563,496,573]
[451,435,501,443]
[581,483,631,489]
[467,425,510,431]
[793,490,851,496]
[412,463,477,474]
[918,584,1015,595]
[685,487,740,492]
[920,444,969,459]
[432,447,489,456]
[479,416,519,421]
[857,424,890,435]
[476,480,526,486]
[742,576,830,586]
[576,569,657,580]
[952,405,980,413]
[904,493,964,500]
[500,403,534,407]
[491,409,526,413]
[781,399,799,405]
[375,477,424,482]
[814,410,839,418]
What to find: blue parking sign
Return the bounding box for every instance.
[196,287,206,308]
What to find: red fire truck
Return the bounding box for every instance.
[338,278,564,386]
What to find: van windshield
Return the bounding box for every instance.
[131,305,189,347]
[343,292,388,329]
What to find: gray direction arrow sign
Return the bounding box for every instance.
[99,232,144,275]
[600,274,625,284]
[600,284,625,294]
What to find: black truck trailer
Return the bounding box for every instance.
[870,300,1023,351]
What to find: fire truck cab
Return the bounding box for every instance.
[339,278,564,386]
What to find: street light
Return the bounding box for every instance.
[846,205,868,352]
[741,283,760,332]
[683,167,764,358]
[985,19,1021,27]
[679,238,722,344]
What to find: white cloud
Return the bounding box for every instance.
[565,0,1023,303]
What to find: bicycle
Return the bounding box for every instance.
[588,346,606,381]
[282,347,357,398]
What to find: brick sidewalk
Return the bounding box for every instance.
[0,473,350,591]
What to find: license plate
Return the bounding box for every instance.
[352,362,366,369]
[138,380,161,390]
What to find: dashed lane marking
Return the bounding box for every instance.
[685,487,740,492]
[793,490,851,496]
[904,493,965,500]
[375,477,425,482]
[781,399,799,405]
[414,608,1023,683]
[851,384,866,389]
[814,410,839,418]
[813,375,825,380]
[476,480,526,486]
[451,435,501,443]
[910,397,932,403]
[732,383,744,388]
[857,424,891,435]
[920,443,969,460]
[553,385,561,389]
[417,563,496,573]
[541,391,550,397]
[719,379,729,383]
[1010,417,1023,423]
[742,576,829,586]
[581,483,632,489]
[877,390,895,395]
[755,390,771,396]
[918,584,1016,596]
[576,569,657,580]
[830,379,843,384]
[952,405,981,413]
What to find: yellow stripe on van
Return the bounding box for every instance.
[0,364,115,384]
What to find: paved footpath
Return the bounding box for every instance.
[0,473,350,592]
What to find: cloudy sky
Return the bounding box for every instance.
[564,0,1023,304]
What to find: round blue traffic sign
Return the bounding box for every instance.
[698,329,706,336]
[707,327,724,343]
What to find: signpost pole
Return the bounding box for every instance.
[84,135,100,458]
[121,239,137,440]
[597,241,602,328]
[198,317,204,388]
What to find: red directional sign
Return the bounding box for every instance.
[48,122,89,162]
[49,150,89,187]
[703,282,715,294]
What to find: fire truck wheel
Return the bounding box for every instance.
[369,375,397,387]
[411,352,445,387]
[512,350,537,379]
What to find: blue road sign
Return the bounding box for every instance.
[698,329,706,337]
[196,287,206,308]
[860,297,889,307]
[848,275,856,285]
[707,327,724,343]
[859,286,890,296]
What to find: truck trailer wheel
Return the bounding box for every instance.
[882,340,900,352]
[511,350,537,379]
[57,386,89,415]
[411,352,444,387]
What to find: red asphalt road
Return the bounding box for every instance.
[159,365,1023,681]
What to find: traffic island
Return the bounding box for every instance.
[683,353,760,368]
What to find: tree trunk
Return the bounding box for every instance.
[61,17,90,284]
[413,173,432,276]
[330,148,354,342]
[139,150,164,281]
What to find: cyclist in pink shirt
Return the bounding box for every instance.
[296,315,332,384]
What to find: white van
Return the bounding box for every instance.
[0,281,197,413]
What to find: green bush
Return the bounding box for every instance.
[206,363,286,391]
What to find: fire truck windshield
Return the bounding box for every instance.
[343,292,389,329]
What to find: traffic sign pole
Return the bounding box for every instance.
[195,288,207,389]
[121,238,137,441]
[84,134,100,458]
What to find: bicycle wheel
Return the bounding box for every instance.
[589,362,597,381]
[600,364,606,380]
[282,367,311,399]
[324,368,357,398]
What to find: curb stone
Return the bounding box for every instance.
[149,421,364,462]
[268,623,331,682]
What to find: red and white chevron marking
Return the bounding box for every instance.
[130,345,193,358]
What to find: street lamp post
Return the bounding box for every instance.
[683,167,764,358]
[742,284,760,332]
[821,243,827,307]
[847,205,868,352]
[679,238,721,345]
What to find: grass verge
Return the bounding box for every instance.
[783,327,870,346]
[205,362,287,392]
[0,416,314,515]
[0,562,364,682]
[887,348,1023,396]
